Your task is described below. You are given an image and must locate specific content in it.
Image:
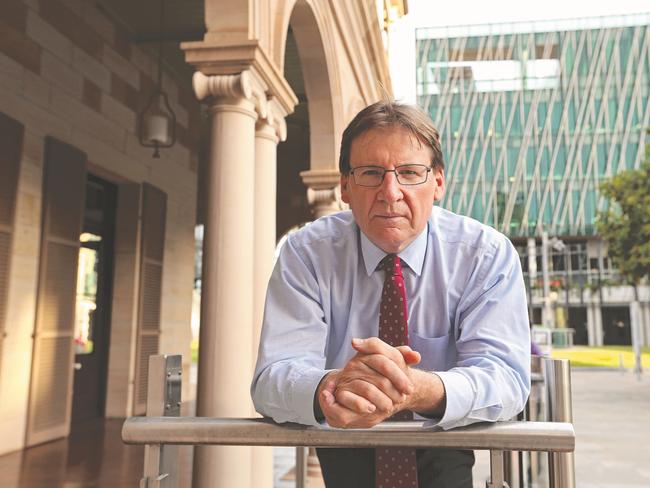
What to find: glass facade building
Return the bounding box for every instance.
[416,15,649,238]
[416,15,650,345]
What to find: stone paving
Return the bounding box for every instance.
[570,369,650,488]
[273,368,650,487]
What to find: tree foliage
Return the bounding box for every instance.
[596,140,650,286]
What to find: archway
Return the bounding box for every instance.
[276,0,338,235]
[277,27,312,236]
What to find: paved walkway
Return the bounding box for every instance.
[570,368,650,488]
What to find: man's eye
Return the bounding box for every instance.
[361,168,382,176]
[397,166,421,177]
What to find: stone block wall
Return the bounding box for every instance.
[0,0,200,454]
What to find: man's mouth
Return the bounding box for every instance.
[375,214,404,219]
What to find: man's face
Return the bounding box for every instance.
[341,126,445,253]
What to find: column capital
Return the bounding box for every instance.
[193,70,253,100]
[182,39,298,116]
[299,168,341,190]
[300,169,346,218]
[193,70,266,119]
[306,186,345,219]
[256,97,287,143]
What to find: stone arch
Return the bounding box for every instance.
[273,0,339,171]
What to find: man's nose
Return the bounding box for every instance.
[378,171,403,201]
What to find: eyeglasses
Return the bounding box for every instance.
[349,164,432,187]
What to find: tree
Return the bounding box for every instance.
[596,140,650,289]
[596,138,650,377]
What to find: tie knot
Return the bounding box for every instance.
[380,254,403,277]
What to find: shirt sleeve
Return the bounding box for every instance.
[427,234,531,430]
[250,234,329,426]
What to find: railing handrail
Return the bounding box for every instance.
[122,417,574,452]
[127,355,576,488]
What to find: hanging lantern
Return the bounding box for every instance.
[138,0,176,158]
[139,90,176,158]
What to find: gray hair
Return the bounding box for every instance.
[338,101,444,174]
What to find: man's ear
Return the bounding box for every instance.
[432,168,446,201]
[340,174,350,204]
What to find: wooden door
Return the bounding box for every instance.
[26,138,86,446]
[133,183,167,415]
[0,112,24,375]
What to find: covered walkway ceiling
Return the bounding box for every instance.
[93,0,304,104]
[96,0,205,42]
[95,0,204,80]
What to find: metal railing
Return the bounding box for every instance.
[544,356,575,488]
[499,356,575,488]
[122,355,576,488]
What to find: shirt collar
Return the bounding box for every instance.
[359,224,428,277]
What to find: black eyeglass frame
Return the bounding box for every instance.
[348,164,433,187]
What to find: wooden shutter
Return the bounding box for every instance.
[0,112,24,374]
[26,138,86,446]
[133,183,166,414]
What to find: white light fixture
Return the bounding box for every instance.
[138,0,176,158]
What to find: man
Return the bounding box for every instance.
[251,101,530,487]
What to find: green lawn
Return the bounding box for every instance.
[551,346,650,368]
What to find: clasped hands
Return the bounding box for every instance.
[317,337,428,429]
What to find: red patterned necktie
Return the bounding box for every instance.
[375,254,418,488]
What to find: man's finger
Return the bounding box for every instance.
[351,337,405,365]
[358,353,414,394]
[321,387,336,406]
[334,379,394,413]
[334,388,377,414]
[340,359,407,403]
[320,398,384,429]
[351,338,421,366]
[396,346,421,365]
[320,390,375,429]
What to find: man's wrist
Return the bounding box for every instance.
[407,369,446,417]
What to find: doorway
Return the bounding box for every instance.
[568,307,588,345]
[602,306,632,346]
[71,175,116,424]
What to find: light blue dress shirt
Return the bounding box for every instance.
[251,206,531,429]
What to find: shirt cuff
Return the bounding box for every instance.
[427,370,474,430]
[290,368,332,426]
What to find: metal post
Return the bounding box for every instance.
[564,244,571,321]
[544,358,575,488]
[630,298,643,378]
[487,450,506,488]
[503,449,520,488]
[295,446,307,488]
[527,237,538,325]
[542,231,554,328]
[526,357,546,486]
[141,355,182,488]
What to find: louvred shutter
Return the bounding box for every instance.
[26,138,86,446]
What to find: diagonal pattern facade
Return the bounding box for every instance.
[416,16,650,238]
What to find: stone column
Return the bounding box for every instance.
[298,170,343,483]
[251,99,286,488]
[594,303,604,346]
[252,99,286,365]
[192,70,262,488]
[641,302,650,347]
